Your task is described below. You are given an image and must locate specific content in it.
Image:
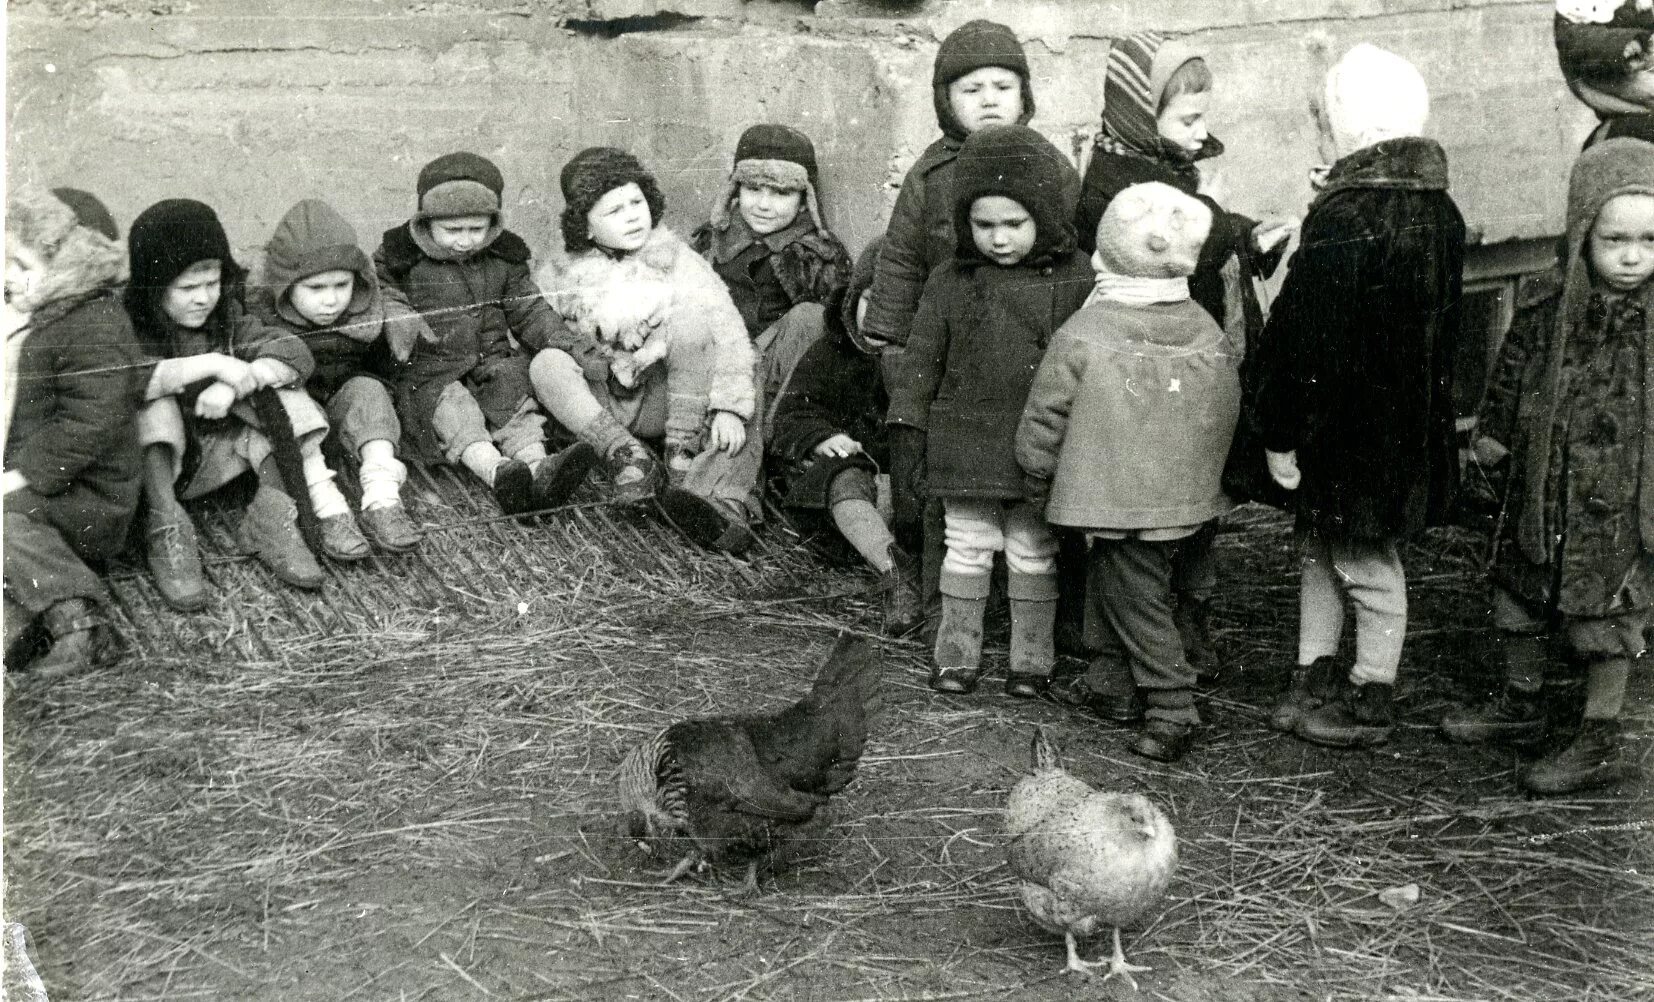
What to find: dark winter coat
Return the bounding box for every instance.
[375,220,584,463]
[692,215,852,339]
[1252,137,1464,542]
[860,140,962,348]
[768,304,888,511]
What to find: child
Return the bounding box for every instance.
[532,147,761,555]
[127,198,366,608]
[887,124,1093,696]
[1253,44,1465,747]
[4,186,144,679]
[1073,30,1297,681]
[692,123,853,435]
[1442,137,1654,794]
[1018,182,1237,763]
[1555,0,1654,146]
[769,238,922,635]
[254,199,430,553]
[374,152,597,516]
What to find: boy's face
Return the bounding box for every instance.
[1156,91,1211,157]
[162,259,223,329]
[288,268,356,327]
[736,182,804,236]
[969,195,1036,267]
[427,214,493,255]
[947,67,1023,134]
[586,182,652,253]
[3,237,46,307]
[1590,192,1654,294]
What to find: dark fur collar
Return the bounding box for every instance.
[1318,137,1449,200]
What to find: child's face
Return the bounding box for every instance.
[736,182,804,236]
[162,259,223,329]
[587,182,653,253]
[969,195,1036,267]
[1156,91,1211,158]
[947,67,1023,134]
[1589,193,1654,294]
[288,269,356,327]
[3,238,46,307]
[427,214,493,256]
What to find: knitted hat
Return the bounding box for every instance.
[709,124,825,233]
[1322,43,1430,159]
[416,151,504,220]
[1094,181,1212,279]
[931,20,1036,142]
[559,146,668,254]
[1100,31,1218,162]
[5,185,127,313]
[950,124,1078,267]
[124,198,245,350]
[49,187,119,241]
[264,198,375,328]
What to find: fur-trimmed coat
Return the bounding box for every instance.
[537,226,757,421]
[691,216,852,339]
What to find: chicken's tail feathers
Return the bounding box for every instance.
[1031,727,1062,773]
[807,632,883,718]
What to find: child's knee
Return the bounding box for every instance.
[529,348,584,389]
[137,397,187,454]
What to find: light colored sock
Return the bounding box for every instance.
[357,443,407,512]
[1582,657,1631,720]
[514,442,548,470]
[830,498,896,573]
[302,451,351,520]
[459,442,504,486]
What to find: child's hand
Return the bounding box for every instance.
[248,357,298,390]
[214,355,259,397]
[813,434,864,459]
[1266,449,1301,490]
[1253,218,1299,255]
[194,381,238,420]
[707,411,747,454]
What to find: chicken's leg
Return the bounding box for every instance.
[1063,931,1110,975]
[1100,926,1153,990]
[661,852,701,885]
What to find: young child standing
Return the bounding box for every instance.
[374,152,597,516]
[1442,137,1654,794]
[1254,44,1465,747]
[4,186,144,680]
[887,124,1093,696]
[1073,30,1297,681]
[533,147,761,555]
[692,123,852,435]
[127,198,365,608]
[254,199,430,553]
[1018,182,1238,762]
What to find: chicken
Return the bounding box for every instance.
[616,633,881,889]
[1006,727,1177,987]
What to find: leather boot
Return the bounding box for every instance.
[1522,719,1633,795]
[1297,681,1395,747]
[145,505,208,612]
[880,544,923,636]
[1440,688,1545,745]
[319,512,372,562]
[1269,657,1338,733]
[31,598,115,681]
[238,486,326,590]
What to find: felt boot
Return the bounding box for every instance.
[656,488,756,554]
[530,441,599,510]
[931,589,986,694]
[1004,572,1058,698]
[237,486,326,590]
[492,458,535,515]
[1521,719,1633,795]
[880,543,923,636]
[1269,656,1339,733]
[1297,681,1395,747]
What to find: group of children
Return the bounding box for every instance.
[5,11,1651,796]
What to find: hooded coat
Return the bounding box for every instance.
[1486,138,1654,617]
[1251,137,1465,542]
[5,187,146,559]
[887,125,1094,501]
[252,199,430,401]
[860,20,1043,348]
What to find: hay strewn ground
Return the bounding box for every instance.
[4,476,1651,1001]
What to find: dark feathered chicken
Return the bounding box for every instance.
[616,633,881,887]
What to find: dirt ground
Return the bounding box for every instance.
[3,478,1651,1001]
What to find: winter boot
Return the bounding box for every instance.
[145,505,208,612]
[1521,719,1633,795]
[30,598,116,681]
[1297,681,1395,747]
[359,503,421,553]
[930,591,987,694]
[530,441,599,511]
[880,543,923,636]
[1269,657,1339,732]
[656,488,756,554]
[576,410,659,503]
[492,458,535,515]
[318,511,372,562]
[1440,688,1545,746]
[1175,597,1222,684]
[237,485,326,590]
[1129,717,1197,763]
[1004,573,1058,698]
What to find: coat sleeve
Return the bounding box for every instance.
[860,166,932,347]
[227,300,315,382]
[884,269,951,431]
[677,248,757,421]
[9,318,144,496]
[502,261,582,355]
[1015,325,1087,482]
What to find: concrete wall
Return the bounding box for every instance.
[6,0,1584,275]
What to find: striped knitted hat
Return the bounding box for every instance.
[1101,31,1208,156]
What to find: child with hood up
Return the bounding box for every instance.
[253,199,433,554]
[1018,182,1239,763]
[1073,30,1297,682]
[887,124,1093,697]
[1442,137,1654,795]
[692,123,853,436]
[1253,44,1465,748]
[373,152,598,518]
[4,186,145,681]
[1555,0,1654,146]
[532,147,761,555]
[127,198,366,610]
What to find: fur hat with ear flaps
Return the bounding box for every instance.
[949,124,1078,268]
[559,147,668,254]
[5,185,127,316]
[708,124,826,235]
[417,151,504,220]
